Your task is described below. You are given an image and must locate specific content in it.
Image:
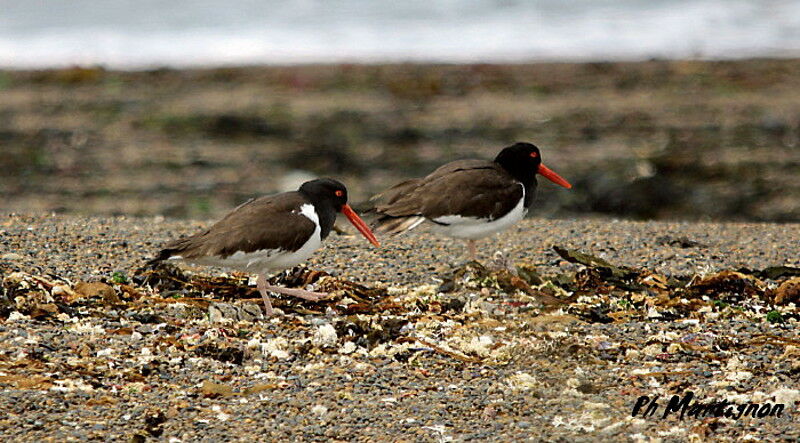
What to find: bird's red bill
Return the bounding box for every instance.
[342,204,381,247]
[537,163,572,189]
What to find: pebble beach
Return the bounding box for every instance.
[1,213,799,441]
[2,56,800,441]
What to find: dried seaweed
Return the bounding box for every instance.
[334,316,408,348]
[553,246,637,280]
[687,271,764,298]
[2,247,798,331]
[740,265,800,280]
[656,235,706,248]
[440,261,568,307]
[397,337,482,363]
[774,277,800,305]
[136,264,390,315]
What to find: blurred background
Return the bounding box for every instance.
[1,0,799,221]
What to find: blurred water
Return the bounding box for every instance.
[1,0,799,68]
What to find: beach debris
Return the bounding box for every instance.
[3,247,797,330]
[741,265,800,280]
[687,271,764,298]
[505,371,539,392]
[200,380,280,399]
[73,281,120,304]
[312,324,339,348]
[201,380,235,398]
[208,302,263,322]
[440,261,568,307]
[774,277,800,305]
[656,235,706,248]
[137,264,389,315]
[0,253,798,442]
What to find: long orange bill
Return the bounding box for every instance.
[341,204,381,247]
[537,163,572,189]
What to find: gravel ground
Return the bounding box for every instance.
[1,213,799,442]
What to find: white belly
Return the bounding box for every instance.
[188,236,322,272]
[171,203,323,273]
[432,186,526,240]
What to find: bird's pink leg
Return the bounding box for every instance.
[256,274,329,316]
[467,239,478,261]
[256,274,275,316]
[257,274,328,306]
[261,284,328,301]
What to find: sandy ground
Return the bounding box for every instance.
[1,213,799,441]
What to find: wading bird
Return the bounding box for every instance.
[371,142,571,260]
[150,179,380,316]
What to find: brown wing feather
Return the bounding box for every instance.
[372,160,523,234]
[371,160,490,206]
[155,192,316,260]
[369,177,423,206]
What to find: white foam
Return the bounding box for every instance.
[1,0,799,68]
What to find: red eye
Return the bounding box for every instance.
[335,190,344,197]
[530,152,538,158]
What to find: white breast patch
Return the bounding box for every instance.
[431,185,526,240]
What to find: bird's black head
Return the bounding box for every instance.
[494,142,572,189]
[298,178,380,247]
[494,142,542,184]
[299,178,349,211]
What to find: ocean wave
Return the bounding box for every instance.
[1,0,799,68]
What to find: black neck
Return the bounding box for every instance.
[494,155,538,208]
[522,179,537,208]
[300,192,338,240]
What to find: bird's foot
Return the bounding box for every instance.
[466,239,478,262]
[260,282,328,301]
[488,250,514,272]
[285,289,328,302]
[256,275,329,317]
[451,259,485,270]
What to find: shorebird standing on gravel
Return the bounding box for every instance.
[150,178,380,316]
[370,142,571,261]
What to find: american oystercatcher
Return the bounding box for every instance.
[371,142,571,260]
[150,178,380,316]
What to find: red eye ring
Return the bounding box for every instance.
[530,152,539,158]
[335,190,344,197]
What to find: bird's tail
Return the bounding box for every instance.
[371,215,426,236]
[144,250,170,268]
[144,242,188,267]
